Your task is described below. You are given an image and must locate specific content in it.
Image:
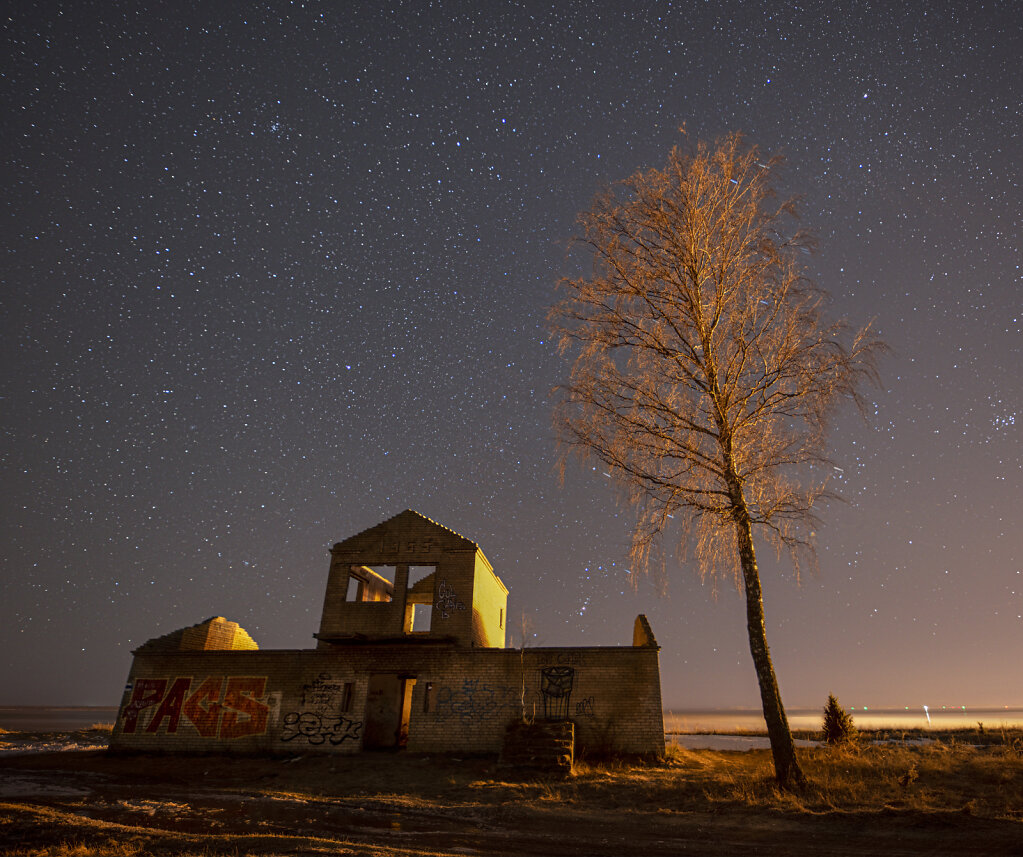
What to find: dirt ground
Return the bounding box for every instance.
[1,730,1021,856]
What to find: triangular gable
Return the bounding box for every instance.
[331,509,479,557]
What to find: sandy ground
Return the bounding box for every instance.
[1,730,1020,856]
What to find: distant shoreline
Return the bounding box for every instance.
[4,705,1023,734]
[0,707,120,732]
[0,707,119,715]
[666,706,1023,733]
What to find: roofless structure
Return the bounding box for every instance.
[111,510,664,755]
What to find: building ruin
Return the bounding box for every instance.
[110,510,665,755]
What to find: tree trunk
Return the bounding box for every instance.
[734,510,807,790]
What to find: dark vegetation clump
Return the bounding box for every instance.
[822,693,857,745]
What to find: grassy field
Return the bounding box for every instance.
[1,727,1020,856]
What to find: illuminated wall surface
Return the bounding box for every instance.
[111,511,664,755]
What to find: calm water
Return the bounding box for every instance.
[666,707,1023,732]
[3,705,1022,733]
[0,707,120,732]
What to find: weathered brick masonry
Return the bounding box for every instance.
[110,510,665,756]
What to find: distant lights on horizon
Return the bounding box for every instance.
[850,704,972,712]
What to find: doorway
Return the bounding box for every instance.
[362,673,416,749]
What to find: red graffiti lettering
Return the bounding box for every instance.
[121,679,167,733]
[145,677,191,733]
[119,675,270,739]
[183,675,224,737]
[220,676,269,739]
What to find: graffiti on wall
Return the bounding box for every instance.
[281,673,363,746]
[435,579,466,619]
[281,711,362,745]
[539,666,575,721]
[435,678,517,725]
[121,676,269,739]
[301,673,343,709]
[574,696,596,717]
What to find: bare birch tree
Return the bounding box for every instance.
[549,132,884,789]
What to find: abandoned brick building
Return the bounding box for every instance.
[110,510,665,755]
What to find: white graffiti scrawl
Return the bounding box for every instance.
[435,579,466,619]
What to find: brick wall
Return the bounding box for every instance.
[468,551,507,648]
[110,644,664,756]
[408,647,664,755]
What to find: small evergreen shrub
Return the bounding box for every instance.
[821,693,857,745]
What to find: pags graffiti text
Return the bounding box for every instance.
[121,676,269,739]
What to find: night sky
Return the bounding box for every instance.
[3,2,1020,711]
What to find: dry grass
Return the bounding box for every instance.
[521,735,1023,823]
[2,731,1021,856]
[664,739,1023,817]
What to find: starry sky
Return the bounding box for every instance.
[3,1,1020,711]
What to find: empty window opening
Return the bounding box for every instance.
[499,608,504,629]
[407,566,435,589]
[345,577,360,601]
[423,682,433,713]
[341,682,354,713]
[411,603,433,632]
[405,565,436,633]
[345,565,395,602]
[367,565,396,585]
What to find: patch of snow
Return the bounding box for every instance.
[0,738,108,755]
[669,734,818,751]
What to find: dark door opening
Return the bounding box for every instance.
[362,673,416,749]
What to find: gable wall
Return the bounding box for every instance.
[316,513,502,647]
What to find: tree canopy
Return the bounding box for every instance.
[550,131,884,788]
[551,131,882,585]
